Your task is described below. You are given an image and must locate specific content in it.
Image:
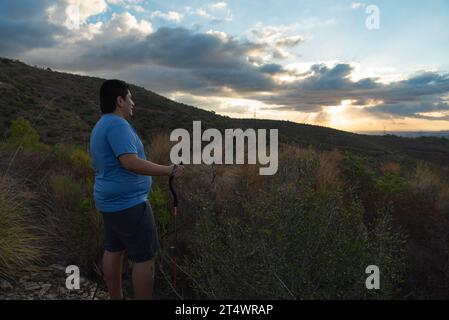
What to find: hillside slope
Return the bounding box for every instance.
[1,57,449,165]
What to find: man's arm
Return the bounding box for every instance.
[119,153,173,176]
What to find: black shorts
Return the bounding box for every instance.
[101,201,161,263]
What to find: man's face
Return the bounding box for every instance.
[117,90,135,118]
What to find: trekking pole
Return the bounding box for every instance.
[169,162,181,289]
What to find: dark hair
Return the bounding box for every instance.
[99,79,130,114]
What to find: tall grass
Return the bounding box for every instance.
[47,174,103,277]
[412,162,449,211]
[0,117,102,281]
[0,176,45,279]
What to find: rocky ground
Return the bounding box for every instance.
[0,264,109,300]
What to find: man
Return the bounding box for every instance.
[89,79,184,300]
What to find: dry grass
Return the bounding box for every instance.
[381,162,401,174]
[412,162,449,211]
[149,133,173,165]
[49,175,84,211]
[412,162,440,192]
[0,175,46,279]
[278,144,317,163]
[278,145,343,192]
[315,149,343,192]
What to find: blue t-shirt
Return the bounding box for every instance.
[89,113,152,212]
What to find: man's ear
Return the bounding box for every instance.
[116,95,124,108]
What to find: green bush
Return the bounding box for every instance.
[149,185,171,237]
[50,144,94,179]
[6,116,46,152]
[69,147,94,178]
[184,179,406,299]
[377,173,410,196]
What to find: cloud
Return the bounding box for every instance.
[209,2,227,10]
[151,10,183,22]
[105,11,152,36]
[0,0,67,55]
[47,0,108,28]
[193,6,232,24]
[128,5,145,13]
[259,63,285,74]
[253,64,449,118]
[300,63,357,90]
[195,8,214,19]
[369,101,449,119]
[18,10,152,69]
[248,23,305,62]
[109,65,211,94]
[275,35,304,48]
[122,28,274,92]
[351,2,366,9]
[106,0,143,5]
[0,0,113,56]
[21,25,276,93]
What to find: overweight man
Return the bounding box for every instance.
[89,79,184,300]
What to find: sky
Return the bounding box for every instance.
[1,0,449,133]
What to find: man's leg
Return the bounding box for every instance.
[132,257,155,300]
[102,250,125,300]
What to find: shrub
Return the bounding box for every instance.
[69,147,94,179]
[50,144,94,179]
[149,185,171,237]
[184,184,406,299]
[6,117,47,153]
[377,173,410,196]
[182,146,406,299]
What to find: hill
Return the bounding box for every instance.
[1,57,449,166]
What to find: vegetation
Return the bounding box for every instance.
[0,176,46,279]
[0,57,448,299]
